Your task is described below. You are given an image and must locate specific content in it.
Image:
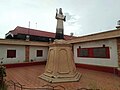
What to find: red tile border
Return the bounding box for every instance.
[75,63,120,77]
[4,61,46,68]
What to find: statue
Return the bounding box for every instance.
[55,8,66,39]
[39,8,81,83]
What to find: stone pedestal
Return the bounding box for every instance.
[39,40,81,83]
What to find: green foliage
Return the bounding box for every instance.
[0,65,7,90]
[0,81,8,90]
[118,63,120,68]
[0,66,6,77]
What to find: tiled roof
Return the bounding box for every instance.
[9,26,73,40]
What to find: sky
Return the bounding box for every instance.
[0,0,120,38]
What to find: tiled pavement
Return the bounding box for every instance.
[6,65,120,90]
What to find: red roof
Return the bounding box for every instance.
[9,26,73,40]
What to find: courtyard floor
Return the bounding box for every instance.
[6,65,120,90]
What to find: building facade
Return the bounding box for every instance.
[0,26,120,76]
[0,39,49,64]
[74,38,118,67]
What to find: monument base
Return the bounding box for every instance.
[39,72,81,83]
[39,40,82,83]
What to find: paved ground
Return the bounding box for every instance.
[6,65,120,90]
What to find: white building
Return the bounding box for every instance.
[0,39,49,65]
[0,27,120,76]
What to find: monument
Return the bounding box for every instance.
[39,8,81,83]
[55,8,66,39]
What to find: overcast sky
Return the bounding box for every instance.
[0,0,120,38]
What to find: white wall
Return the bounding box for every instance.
[0,45,25,64]
[29,46,48,62]
[74,39,119,67]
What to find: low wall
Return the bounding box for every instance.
[3,61,120,77]
[76,63,120,77]
[4,61,46,68]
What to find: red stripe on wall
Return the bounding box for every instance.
[75,63,120,77]
[25,45,30,62]
[4,61,46,68]
[106,47,110,58]
[77,48,80,57]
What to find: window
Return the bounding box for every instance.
[79,48,89,57]
[93,48,107,58]
[77,47,110,58]
[7,50,16,58]
[36,50,43,57]
[77,48,90,57]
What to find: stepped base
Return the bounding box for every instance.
[39,40,82,83]
[39,72,82,83]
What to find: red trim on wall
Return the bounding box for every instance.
[118,69,120,77]
[4,61,47,68]
[89,48,93,57]
[77,48,79,57]
[75,63,120,76]
[106,47,110,58]
[25,45,30,62]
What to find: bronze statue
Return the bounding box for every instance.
[55,8,66,39]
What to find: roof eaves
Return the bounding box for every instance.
[68,29,120,44]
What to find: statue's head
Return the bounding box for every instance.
[59,8,63,15]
